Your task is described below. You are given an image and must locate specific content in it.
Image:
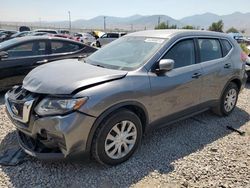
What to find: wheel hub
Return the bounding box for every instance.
[224,88,237,112]
[105,120,137,159]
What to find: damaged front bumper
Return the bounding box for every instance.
[17,131,65,160]
[5,88,96,160]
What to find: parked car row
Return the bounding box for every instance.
[0,28,127,48]
[2,30,248,166]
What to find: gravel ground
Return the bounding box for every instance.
[0,85,249,188]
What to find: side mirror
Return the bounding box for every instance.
[158,59,174,72]
[0,51,8,60]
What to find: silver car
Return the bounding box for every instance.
[5,30,247,165]
[74,32,96,45]
[96,32,126,47]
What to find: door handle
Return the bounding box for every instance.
[224,63,231,69]
[192,72,202,79]
[36,59,48,64]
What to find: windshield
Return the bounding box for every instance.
[0,32,7,37]
[86,36,165,70]
[0,38,18,49]
[11,31,29,38]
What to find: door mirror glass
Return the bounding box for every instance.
[158,59,174,72]
[0,51,8,60]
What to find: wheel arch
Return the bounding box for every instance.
[220,77,242,99]
[85,101,149,153]
[230,78,242,90]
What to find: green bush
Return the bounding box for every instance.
[208,20,224,32]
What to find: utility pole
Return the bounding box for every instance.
[103,16,106,32]
[131,24,133,31]
[68,11,71,33]
[39,18,42,28]
[158,16,161,27]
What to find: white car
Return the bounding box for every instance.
[96,32,126,47]
[75,33,96,45]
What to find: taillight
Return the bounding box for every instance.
[241,52,248,62]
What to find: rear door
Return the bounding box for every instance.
[148,38,204,124]
[46,40,84,61]
[0,40,49,89]
[108,33,119,43]
[197,38,234,103]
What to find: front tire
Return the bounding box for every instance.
[96,41,101,48]
[212,82,239,116]
[91,109,142,166]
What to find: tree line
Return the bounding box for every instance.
[155,20,245,34]
[154,20,249,55]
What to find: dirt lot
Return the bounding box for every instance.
[0,84,249,188]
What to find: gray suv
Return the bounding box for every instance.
[5,30,247,165]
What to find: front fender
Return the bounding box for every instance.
[74,72,152,118]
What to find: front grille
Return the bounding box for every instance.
[8,99,24,119]
[5,86,37,124]
[8,86,33,101]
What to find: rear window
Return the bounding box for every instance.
[51,41,81,54]
[108,33,119,38]
[37,30,57,34]
[120,33,127,37]
[198,39,222,62]
[221,39,233,57]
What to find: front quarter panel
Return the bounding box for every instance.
[74,70,151,120]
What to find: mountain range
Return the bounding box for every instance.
[2,12,250,34]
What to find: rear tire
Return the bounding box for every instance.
[91,109,142,166]
[212,82,239,116]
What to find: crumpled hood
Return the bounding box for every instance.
[23,59,127,94]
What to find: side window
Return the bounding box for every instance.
[101,34,107,38]
[163,39,195,69]
[51,41,81,54]
[221,39,232,57]
[7,41,46,58]
[111,33,119,38]
[198,39,222,62]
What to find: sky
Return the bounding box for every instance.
[0,0,250,22]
